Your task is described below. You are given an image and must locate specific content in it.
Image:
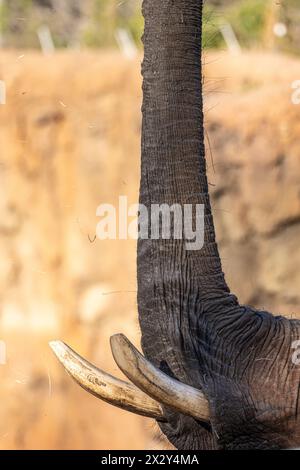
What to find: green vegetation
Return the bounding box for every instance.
[225,0,269,46]
[0,0,39,48]
[82,0,143,48]
[203,0,300,54]
[202,5,223,49]
[0,0,299,54]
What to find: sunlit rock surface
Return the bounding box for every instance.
[0,50,299,448]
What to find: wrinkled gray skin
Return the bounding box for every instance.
[138,0,300,450]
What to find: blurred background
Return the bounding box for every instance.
[0,0,300,449]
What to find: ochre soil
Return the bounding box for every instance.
[0,49,299,449]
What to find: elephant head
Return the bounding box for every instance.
[50,0,300,450]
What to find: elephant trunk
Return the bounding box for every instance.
[138,0,237,380]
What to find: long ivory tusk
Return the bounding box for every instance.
[49,340,165,421]
[110,334,210,422]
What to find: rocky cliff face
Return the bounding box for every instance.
[0,51,152,450]
[205,52,300,317]
[0,50,299,448]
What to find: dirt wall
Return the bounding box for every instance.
[0,50,299,449]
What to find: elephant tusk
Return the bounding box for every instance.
[49,340,166,421]
[110,334,210,422]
